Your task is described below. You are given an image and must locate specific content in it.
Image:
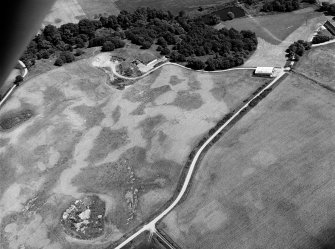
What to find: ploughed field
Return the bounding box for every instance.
[0,53,269,249]
[160,72,335,249]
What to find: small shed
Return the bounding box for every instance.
[254,67,275,77]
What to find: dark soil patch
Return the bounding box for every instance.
[0,138,9,148]
[112,105,121,123]
[88,127,130,163]
[210,85,226,101]
[72,104,106,129]
[137,115,166,141]
[0,109,34,130]
[123,85,171,103]
[171,91,203,110]
[169,75,184,86]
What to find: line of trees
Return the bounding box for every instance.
[21,7,257,71]
[262,0,300,12]
[320,2,335,15]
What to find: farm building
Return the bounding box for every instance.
[324,20,335,36]
[254,67,275,77]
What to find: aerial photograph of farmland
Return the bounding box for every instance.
[1,0,335,248]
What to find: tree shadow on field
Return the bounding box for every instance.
[299,226,335,249]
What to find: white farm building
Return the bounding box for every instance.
[254,67,275,77]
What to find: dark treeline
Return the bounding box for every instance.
[21,7,257,71]
[320,2,335,15]
[262,0,300,12]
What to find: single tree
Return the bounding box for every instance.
[54,58,64,66]
[227,11,235,20]
[101,41,115,51]
[14,75,24,85]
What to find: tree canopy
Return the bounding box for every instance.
[20,6,257,71]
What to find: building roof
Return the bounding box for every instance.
[255,67,274,75]
[324,21,335,36]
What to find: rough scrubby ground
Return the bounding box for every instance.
[0,54,268,249]
[160,72,335,249]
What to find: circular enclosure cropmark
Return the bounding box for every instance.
[61,195,106,240]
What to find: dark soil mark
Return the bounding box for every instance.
[210,85,226,101]
[169,75,184,86]
[88,127,130,163]
[137,115,166,141]
[171,91,203,110]
[72,104,106,129]
[0,109,34,130]
[124,85,171,104]
[112,105,121,123]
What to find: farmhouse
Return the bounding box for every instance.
[254,67,275,77]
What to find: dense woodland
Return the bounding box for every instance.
[262,0,301,12]
[21,7,257,71]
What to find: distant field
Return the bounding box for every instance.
[115,0,234,14]
[296,43,335,88]
[43,0,86,27]
[223,7,321,45]
[160,73,335,249]
[0,54,269,248]
[77,0,120,18]
[43,0,120,27]
[232,8,325,67]
[44,0,235,26]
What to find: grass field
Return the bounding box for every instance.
[0,53,269,248]
[160,72,335,249]
[295,43,335,88]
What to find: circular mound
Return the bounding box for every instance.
[61,195,106,240]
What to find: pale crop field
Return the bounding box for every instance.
[0,53,268,248]
[160,73,335,249]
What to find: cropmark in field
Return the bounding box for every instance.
[160,72,335,249]
[0,53,269,248]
